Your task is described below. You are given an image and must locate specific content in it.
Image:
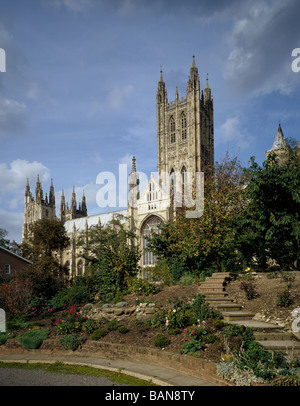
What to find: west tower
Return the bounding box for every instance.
[22,176,56,241]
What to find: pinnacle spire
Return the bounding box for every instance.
[270,123,287,151]
[160,69,163,82]
[192,55,196,68]
[131,156,136,173]
[206,73,209,88]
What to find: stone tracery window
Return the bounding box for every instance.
[142,215,162,266]
[170,169,175,195]
[181,166,186,195]
[181,112,187,140]
[170,116,175,143]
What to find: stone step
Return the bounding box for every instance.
[199,285,226,293]
[254,331,294,341]
[212,272,236,278]
[226,320,283,332]
[213,303,243,312]
[205,279,226,285]
[222,311,255,321]
[257,340,300,356]
[200,292,229,299]
[200,284,226,290]
[206,297,233,304]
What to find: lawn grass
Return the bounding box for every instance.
[0,361,157,386]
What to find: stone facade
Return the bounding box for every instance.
[22,57,214,278]
[156,56,214,184]
[22,176,56,241]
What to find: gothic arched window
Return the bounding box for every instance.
[170,168,175,196]
[170,116,175,143]
[181,166,187,194]
[77,260,83,276]
[181,113,187,140]
[142,216,162,266]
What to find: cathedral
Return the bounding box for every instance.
[22,57,294,279]
[21,57,215,278]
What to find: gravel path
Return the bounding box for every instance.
[0,367,127,386]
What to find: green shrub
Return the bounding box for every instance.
[151,260,172,286]
[182,324,216,354]
[171,262,183,283]
[53,279,93,307]
[240,280,258,300]
[6,320,29,331]
[182,339,203,354]
[178,273,196,286]
[150,309,167,328]
[0,333,11,345]
[237,342,287,381]
[277,288,293,307]
[151,294,222,333]
[59,334,85,351]
[167,327,181,335]
[212,319,225,330]
[118,326,129,334]
[192,294,223,321]
[280,272,295,283]
[129,278,160,296]
[84,318,98,334]
[202,333,218,344]
[56,317,81,335]
[107,319,118,331]
[26,295,65,318]
[272,375,300,386]
[221,324,254,352]
[18,328,49,349]
[154,333,170,348]
[91,329,107,340]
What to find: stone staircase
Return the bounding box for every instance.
[199,272,300,357]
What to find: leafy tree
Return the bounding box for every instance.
[0,228,22,255]
[79,214,140,299]
[21,218,70,297]
[148,154,249,277]
[0,278,33,318]
[235,153,300,271]
[0,228,10,249]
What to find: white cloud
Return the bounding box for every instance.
[218,115,254,150]
[0,97,27,137]
[0,159,50,191]
[223,0,300,96]
[119,153,134,166]
[44,0,94,12]
[0,209,24,243]
[26,82,57,105]
[0,23,10,43]
[107,84,134,110]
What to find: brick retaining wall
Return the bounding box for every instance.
[0,338,228,386]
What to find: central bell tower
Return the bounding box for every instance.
[156,56,214,185]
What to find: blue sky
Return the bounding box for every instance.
[0,0,300,243]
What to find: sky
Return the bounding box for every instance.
[0,0,300,243]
